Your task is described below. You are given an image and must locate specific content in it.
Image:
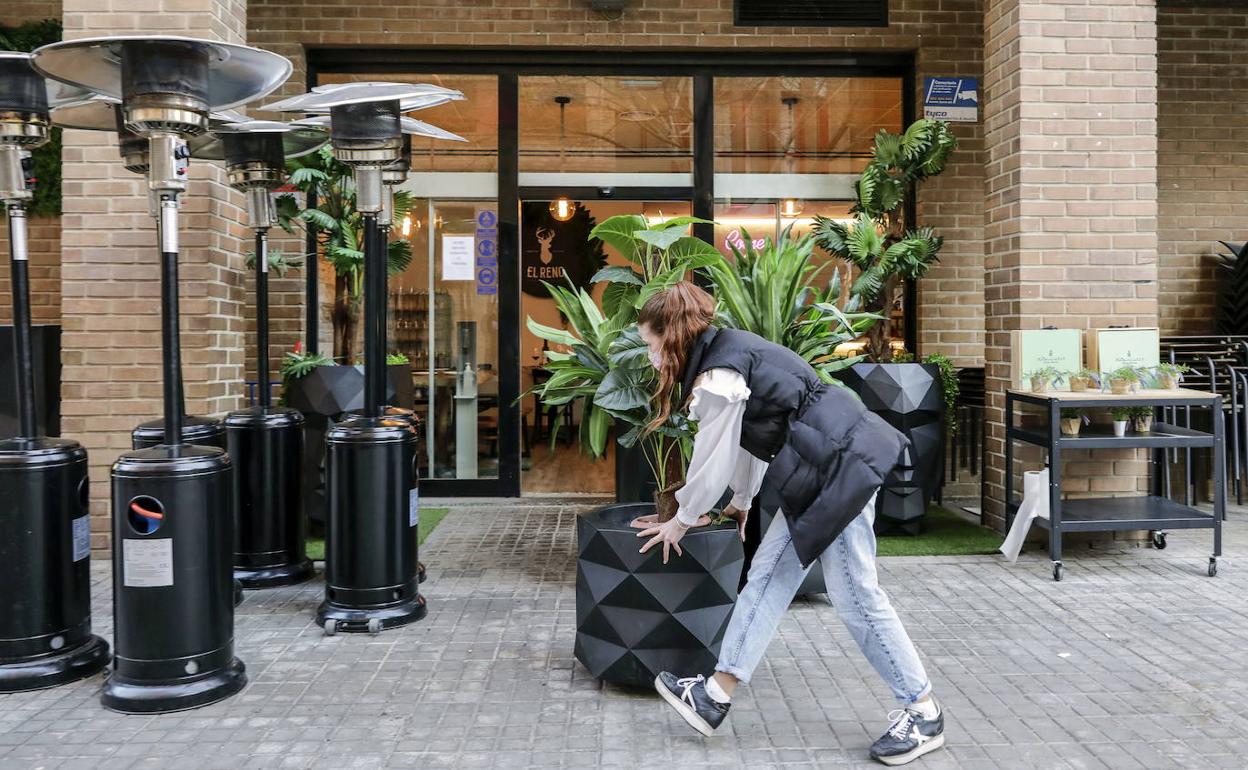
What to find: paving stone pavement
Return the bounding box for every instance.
[1,501,1246,770]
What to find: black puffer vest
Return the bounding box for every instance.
[680,327,908,566]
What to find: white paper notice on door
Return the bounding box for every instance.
[442,235,476,281]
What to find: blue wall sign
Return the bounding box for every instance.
[475,208,498,296]
[923,77,978,123]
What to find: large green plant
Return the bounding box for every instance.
[701,229,877,382]
[812,119,956,362]
[526,215,720,520]
[276,146,414,363]
[1,20,62,217]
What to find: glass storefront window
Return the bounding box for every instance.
[713,76,902,175]
[519,75,693,178]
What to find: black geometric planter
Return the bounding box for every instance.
[837,363,944,536]
[575,503,743,688]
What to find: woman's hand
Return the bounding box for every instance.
[722,504,748,542]
[630,513,712,529]
[637,517,691,564]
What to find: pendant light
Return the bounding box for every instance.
[780,96,803,218]
[549,95,576,222]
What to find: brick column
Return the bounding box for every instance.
[982,0,1158,531]
[60,0,250,553]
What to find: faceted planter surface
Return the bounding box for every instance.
[575,503,744,688]
[837,363,944,535]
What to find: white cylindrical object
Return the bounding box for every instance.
[354,166,383,213]
[160,198,179,253]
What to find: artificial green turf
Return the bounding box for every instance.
[875,505,1002,557]
[305,507,449,562]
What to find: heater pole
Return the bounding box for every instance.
[363,213,386,417]
[255,228,271,409]
[6,203,37,439]
[159,196,184,446]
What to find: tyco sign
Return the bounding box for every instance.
[923,77,978,123]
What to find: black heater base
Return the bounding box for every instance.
[321,416,422,635]
[0,634,110,693]
[109,446,245,714]
[101,656,246,715]
[225,407,312,590]
[236,561,314,590]
[317,594,427,635]
[233,580,244,606]
[0,438,109,692]
[132,415,226,451]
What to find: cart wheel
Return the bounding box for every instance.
[323,619,337,636]
[1152,532,1167,550]
[1209,558,1218,578]
[367,618,383,635]
[1052,562,1063,582]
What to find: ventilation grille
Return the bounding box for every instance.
[735,0,888,27]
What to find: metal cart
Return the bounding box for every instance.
[1006,388,1224,581]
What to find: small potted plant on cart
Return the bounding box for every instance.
[1025,366,1065,394]
[1110,406,1132,437]
[1155,363,1189,390]
[1131,406,1155,433]
[1059,408,1084,437]
[1067,367,1098,393]
[1104,366,1141,395]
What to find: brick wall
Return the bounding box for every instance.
[1157,7,1248,336]
[983,0,1158,532]
[60,0,249,553]
[0,216,61,326]
[247,0,989,369]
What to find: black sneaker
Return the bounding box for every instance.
[869,703,945,766]
[654,672,730,737]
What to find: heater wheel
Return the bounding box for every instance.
[367,619,383,635]
[323,619,338,636]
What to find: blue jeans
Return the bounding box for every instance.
[715,494,933,705]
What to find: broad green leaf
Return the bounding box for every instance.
[525,316,579,347]
[634,227,684,252]
[595,368,651,413]
[590,215,647,263]
[588,404,610,457]
[591,265,645,285]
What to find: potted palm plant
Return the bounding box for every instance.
[528,215,745,688]
[812,118,957,534]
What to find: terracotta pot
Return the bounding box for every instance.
[1060,418,1081,436]
[1113,420,1129,437]
[1110,378,1132,395]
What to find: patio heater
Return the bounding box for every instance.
[207,119,327,588]
[264,82,462,634]
[32,35,290,713]
[0,52,110,693]
[50,95,241,454]
[293,115,465,586]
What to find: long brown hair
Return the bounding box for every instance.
[638,281,716,431]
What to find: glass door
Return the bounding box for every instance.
[519,195,691,496]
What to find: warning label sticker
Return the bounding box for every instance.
[409,488,420,529]
[72,516,90,562]
[123,538,174,587]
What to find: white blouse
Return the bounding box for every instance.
[674,368,770,527]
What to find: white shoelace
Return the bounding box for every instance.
[885,709,921,742]
[676,675,706,707]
